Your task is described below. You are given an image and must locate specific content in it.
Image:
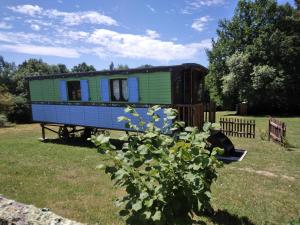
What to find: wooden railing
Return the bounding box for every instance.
[173,102,216,129]
[219,117,255,138]
[268,117,286,144]
[204,102,216,123]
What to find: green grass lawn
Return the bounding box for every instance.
[0,113,299,224]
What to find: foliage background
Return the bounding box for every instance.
[0,56,131,125]
[206,0,300,114]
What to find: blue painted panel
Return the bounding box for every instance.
[31,104,171,131]
[97,107,112,128]
[100,79,110,102]
[80,80,89,101]
[59,81,68,101]
[69,106,85,125]
[125,108,147,130]
[44,105,57,123]
[31,104,45,121]
[55,105,70,124]
[128,77,139,103]
[84,106,99,126]
[124,108,168,131]
[111,107,127,129]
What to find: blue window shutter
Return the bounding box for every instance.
[80,80,89,101]
[59,80,68,101]
[100,78,109,102]
[128,77,139,103]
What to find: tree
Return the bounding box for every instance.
[0,84,13,114]
[109,62,114,71]
[71,62,96,72]
[206,0,300,113]
[12,59,58,96]
[0,56,16,93]
[56,64,69,73]
[115,64,129,70]
[137,64,153,69]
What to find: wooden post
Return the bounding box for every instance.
[41,123,45,140]
[268,118,271,141]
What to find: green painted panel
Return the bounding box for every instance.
[41,79,55,101]
[148,72,171,104]
[53,79,60,101]
[28,71,171,104]
[29,80,43,101]
[87,76,100,101]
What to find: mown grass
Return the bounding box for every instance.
[0,113,299,224]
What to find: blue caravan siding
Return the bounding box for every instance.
[59,81,68,101]
[69,106,85,125]
[128,77,139,103]
[100,79,110,102]
[80,80,90,101]
[56,105,70,124]
[31,104,168,130]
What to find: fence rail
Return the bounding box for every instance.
[268,117,286,144]
[204,102,216,123]
[173,102,216,129]
[219,117,255,138]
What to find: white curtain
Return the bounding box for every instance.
[113,80,120,100]
[122,80,128,101]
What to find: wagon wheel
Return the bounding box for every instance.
[58,126,70,140]
[81,128,98,139]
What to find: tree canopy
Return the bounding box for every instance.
[71,62,96,72]
[206,0,300,113]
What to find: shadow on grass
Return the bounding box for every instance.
[42,137,124,149]
[43,137,95,148]
[207,210,255,225]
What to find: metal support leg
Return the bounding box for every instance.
[41,123,46,140]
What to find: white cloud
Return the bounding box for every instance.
[8,4,118,26]
[191,16,211,32]
[87,29,211,61]
[58,30,90,41]
[182,0,225,14]
[0,31,52,45]
[0,22,12,29]
[8,5,42,16]
[45,9,118,26]
[0,44,80,58]
[30,24,41,31]
[189,0,225,7]
[25,19,52,26]
[145,29,160,39]
[146,4,156,12]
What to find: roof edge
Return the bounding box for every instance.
[25,63,208,81]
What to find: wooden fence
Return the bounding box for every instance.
[174,103,205,129]
[174,102,216,129]
[219,117,255,138]
[204,102,216,123]
[268,117,286,144]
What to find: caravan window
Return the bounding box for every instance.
[110,79,128,102]
[67,81,81,101]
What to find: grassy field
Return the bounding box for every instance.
[0,112,299,224]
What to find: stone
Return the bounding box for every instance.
[0,195,86,225]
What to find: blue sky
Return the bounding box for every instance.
[0,0,295,70]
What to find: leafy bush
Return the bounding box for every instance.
[90,106,223,225]
[259,129,268,141]
[287,216,300,225]
[7,95,31,123]
[0,114,8,127]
